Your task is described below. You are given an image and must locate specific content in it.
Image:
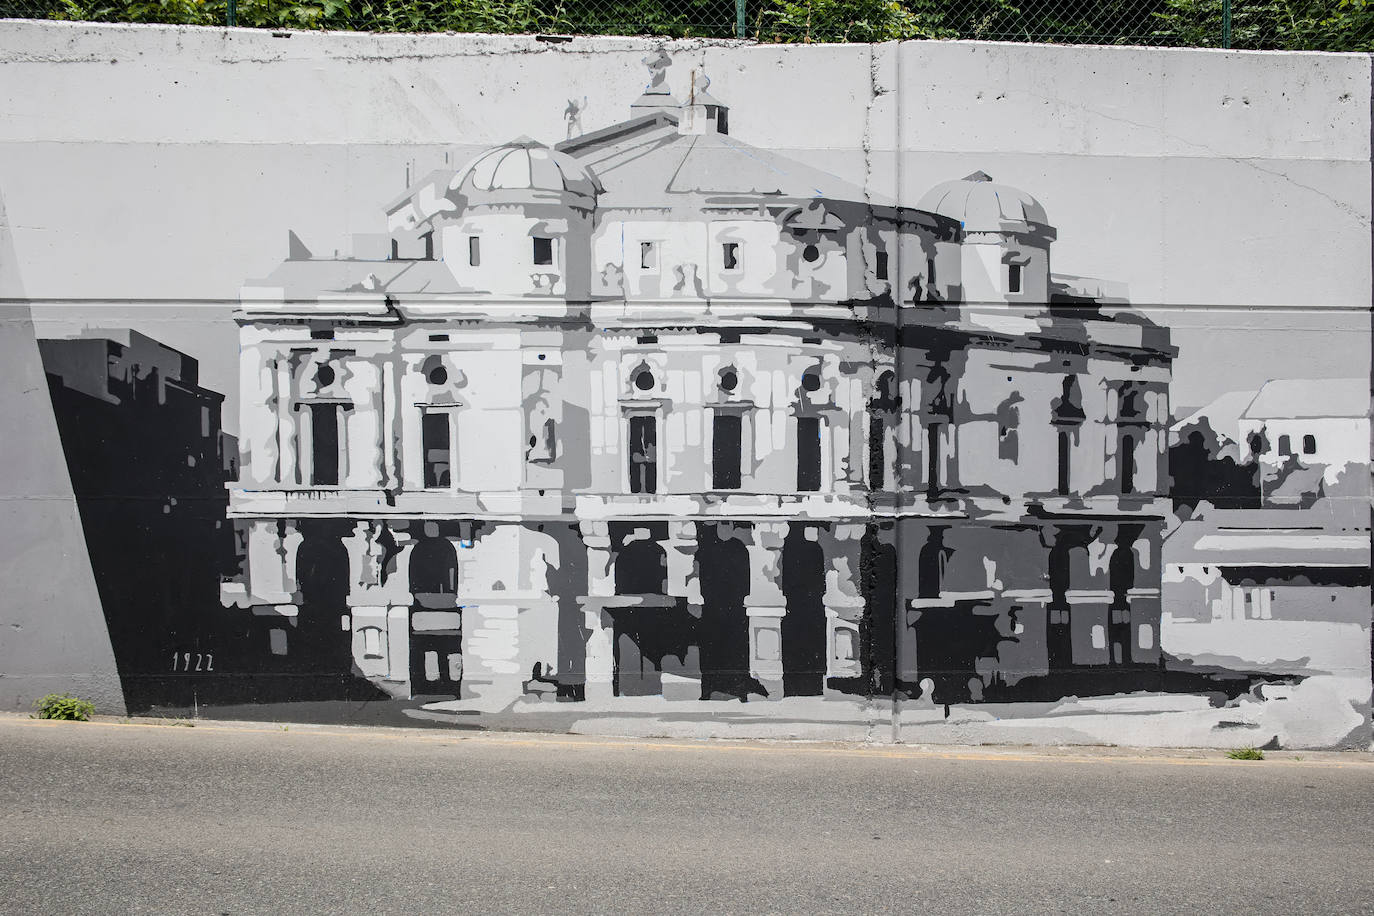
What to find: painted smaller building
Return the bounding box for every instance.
[40,331,239,709]
[1164,508,1369,626]
[1237,378,1369,499]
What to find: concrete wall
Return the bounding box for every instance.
[0,21,1368,748]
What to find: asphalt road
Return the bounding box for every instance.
[1,715,1372,915]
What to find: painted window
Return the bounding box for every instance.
[640,241,657,270]
[1278,434,1291,455]
[797,416,822,492]
[468,236,480,267]
[309,403,341,487]
[875,250,889,281]
[615,535,667,595]
[1138,624,1154,650]
[722,242,740,271]
[422,412,452,489]
[1303,434,1317,454]
[361,626,384,659]
[532,236,553,266]
[712,412,743,490]
[927,422,945,494]
[1057,430,1071,495]
[869,414,886,490]
[1120,434,1136,494]
[1008,263,1022,293]
[628,414,658,495]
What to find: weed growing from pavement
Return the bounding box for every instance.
[32,694,95,721]
[1226,747,1265,760]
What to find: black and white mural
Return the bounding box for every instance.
[4,34,1370,747]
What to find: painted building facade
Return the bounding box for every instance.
[223,56,1174,707]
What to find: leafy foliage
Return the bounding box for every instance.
[1153,0,1374,50]
[33,693,96,721]
[1226,746,1265,759]
[16,0,1374,54]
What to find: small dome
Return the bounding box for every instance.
[451,137,600,209]
[917,171,1055,239]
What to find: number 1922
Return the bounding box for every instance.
[170,652,214,672]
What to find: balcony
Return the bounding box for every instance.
[575,491,876,521]
[227,486,568,520]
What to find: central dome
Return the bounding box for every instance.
[452,138,601,209]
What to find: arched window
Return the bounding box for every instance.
[615,536,667,595]
[1302,434,1317,455]
[917,530,946,599]
[1277,434,1291,456]
[410,537,458,597]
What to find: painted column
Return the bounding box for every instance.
[579,519,614,701]
[746,521,788,695]
[824,522,867,680]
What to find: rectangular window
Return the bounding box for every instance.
[628,414,657,495]
[1057,430,1071,496]
[868,414,886,490]
[532,236,553,266]
[1277,434,1291,455]
[1120,434,1136,494]
[468,236,481,267]
[309,403,340,487]
[712,412,743,490]
[1008,263,1022,293]
[640,241,657,270]
[926,423,943,494]
[797,416,822,492]
[422,412,451,489]
[927,257,937,287]
[722,242,740,271]
[876,250,889,281]
[1303,434,1317,455]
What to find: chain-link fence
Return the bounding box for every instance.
[2,0,1371,49]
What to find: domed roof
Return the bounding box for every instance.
[451,137,601,209]
[916,171,1055,240]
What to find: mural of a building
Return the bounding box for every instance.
[221,54,1176,709]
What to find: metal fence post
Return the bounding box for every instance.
[227,0,236,27]
[735,0,745,39]
[1222,0,1231,48]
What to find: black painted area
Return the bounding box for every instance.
[780,524,826,696]
[696,523,758,700]
[42,346,237,712]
